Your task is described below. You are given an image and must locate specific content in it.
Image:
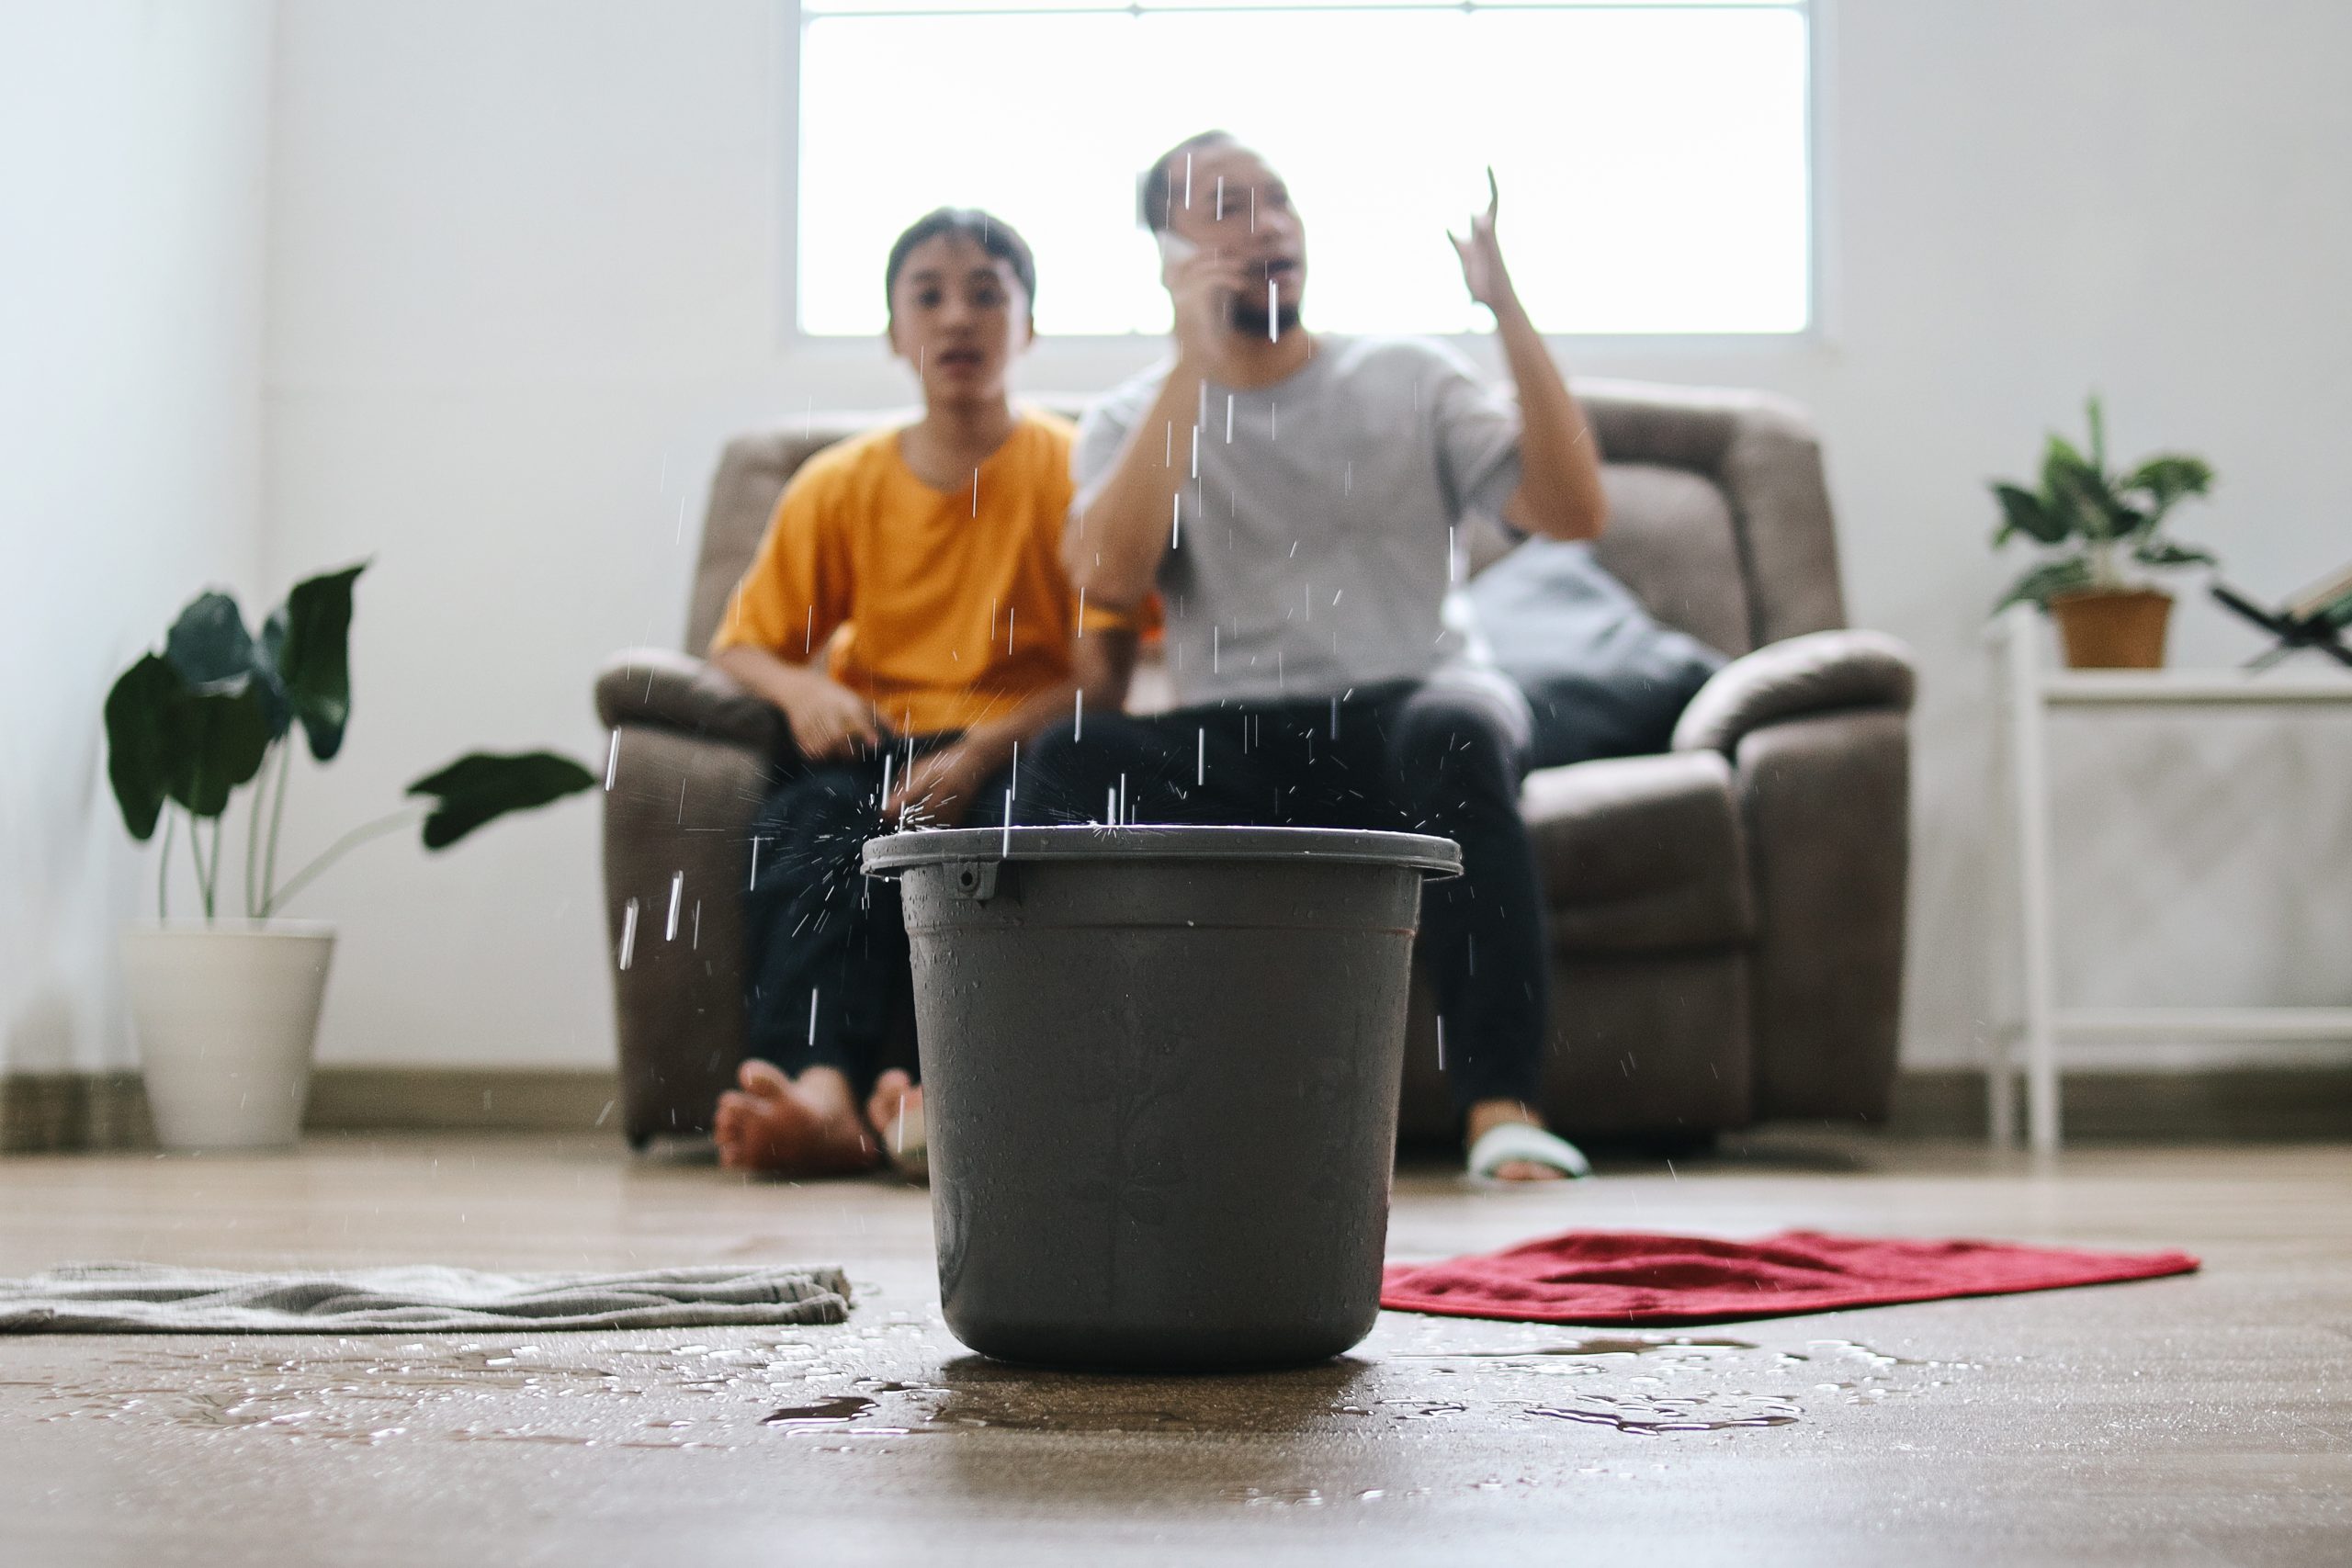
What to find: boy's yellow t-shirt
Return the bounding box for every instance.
[711,409,1127,737]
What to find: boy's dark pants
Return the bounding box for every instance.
[1017,677,1548,1114]
[741,733,1008,1093]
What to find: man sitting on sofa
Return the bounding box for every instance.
[1023,132,1609,1182]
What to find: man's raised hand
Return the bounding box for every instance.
[1449,167,1519,315]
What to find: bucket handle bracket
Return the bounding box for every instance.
[947,861,1000,901]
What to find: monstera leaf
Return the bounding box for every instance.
[172,590,291,739]
[104,644,273,831]
[105,562,587,922]
[406,750,595,851]
[265,563,366,761]
[161,682,272,818]
[104,653,181,841]
[163,592,256,688]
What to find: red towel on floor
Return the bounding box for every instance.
[1380,1229,2199,1325]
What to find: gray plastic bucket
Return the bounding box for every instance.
[863,824,1461,1372]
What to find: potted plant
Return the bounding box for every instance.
[104,562,593,1150]
[1990,395,2217,668]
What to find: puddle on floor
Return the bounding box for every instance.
[1385,1400,1471,1420]
[26,1337,857,1450]
[1369,1327,1979,1437]
[1403,1336,1757,1359]
[763,1395,878,1427]
[1529,1393,1804,1434]
[11,1318,1970,1455]
[910,1400,1208,1434]
[1805,1338,1928,1368]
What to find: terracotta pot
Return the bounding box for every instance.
[2048,588,2172,669]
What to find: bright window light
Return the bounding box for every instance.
[797,0,1810,337]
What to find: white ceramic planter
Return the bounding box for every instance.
[120,922,336,1150]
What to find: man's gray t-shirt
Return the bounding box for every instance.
[1074,335,1521,706]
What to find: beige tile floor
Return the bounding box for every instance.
[2,1132,2347,1566]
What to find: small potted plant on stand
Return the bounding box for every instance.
[1990,395,2218,668]
[105,563,593,1150]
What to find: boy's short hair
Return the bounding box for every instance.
[1138,130,1237,232]
[884,208,1036,315]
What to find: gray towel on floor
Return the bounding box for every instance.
[0,1262,852,1334]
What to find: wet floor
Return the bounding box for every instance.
[16,1324,1943,1449]
[1,1133,2346,1565]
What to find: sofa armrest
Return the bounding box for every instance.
[1520,750,1753,953]
[594,648,781,754]
[601,722,775,1146]
[1671,629,1915,755]
[1735,708,1908,1121]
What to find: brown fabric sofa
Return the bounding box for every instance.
[595,379,1913,1149]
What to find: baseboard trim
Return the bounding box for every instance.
[1885,1065,2352,1142]
[303,1067,620,1133]
[0,1073,153,1153]
[1,1067,619,1151]
[7,1064,2348,1151]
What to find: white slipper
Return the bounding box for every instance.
[1465,1122,1591,1184]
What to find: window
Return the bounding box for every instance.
[797,0,1810,337]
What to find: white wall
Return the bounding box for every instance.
[259,0,2352,1073]
[0,0,277,1076]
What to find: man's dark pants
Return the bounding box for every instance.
[1016,676,1548,1114]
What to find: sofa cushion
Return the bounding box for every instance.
[1579,381,1848,649]
[1520,750,1754,953]
[1587,463,1754,657]
[1466,538,1725,769]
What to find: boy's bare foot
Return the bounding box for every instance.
[1467,1099,1572,1182]
[865,1070,929,1181]
[865,1069,924,1159]
[713,1061,879,1175]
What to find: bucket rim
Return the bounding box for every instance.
[863,823,1461,877]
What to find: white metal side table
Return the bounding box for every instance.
[1993,602,2352,1152]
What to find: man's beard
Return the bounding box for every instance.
[1227,295,1301,338]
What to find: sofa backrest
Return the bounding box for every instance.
[683,380,1846,660]
[1572,379,1848,655]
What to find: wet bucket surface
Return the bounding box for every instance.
[864,825,1461,1373]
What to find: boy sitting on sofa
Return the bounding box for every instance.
[707,209,1137,1176]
